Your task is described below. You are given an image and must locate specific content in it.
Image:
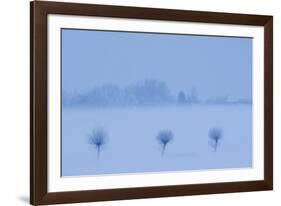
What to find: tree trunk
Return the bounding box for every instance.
[161,144,167,157]
[214,139,218,152]
[97,147,100,160]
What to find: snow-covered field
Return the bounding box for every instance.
[62,105,252,176]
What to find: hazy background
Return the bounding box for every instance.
[62,29,252,102]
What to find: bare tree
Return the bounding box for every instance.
[88,128,107,159]
[208,127,222,152]
[157,130,174,156]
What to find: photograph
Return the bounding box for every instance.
[61,29,253,176]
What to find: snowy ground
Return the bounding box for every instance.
[61,105,252,176]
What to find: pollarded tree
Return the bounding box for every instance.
[157,130,174,156]
[208,127,222,152]
[88,128,107,159]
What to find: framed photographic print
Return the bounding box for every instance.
[30,1,273,205]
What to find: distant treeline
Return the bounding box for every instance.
[63,79,252,107]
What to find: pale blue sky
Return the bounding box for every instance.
[62,29,252,100]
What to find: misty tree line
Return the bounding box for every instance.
[88,127,223,159]
[64,79,172,107]
[177,88,199,104]
[63,79,251,107]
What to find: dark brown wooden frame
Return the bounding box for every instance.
[30,1,273,205]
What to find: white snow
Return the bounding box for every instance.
[61,105,252,176]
